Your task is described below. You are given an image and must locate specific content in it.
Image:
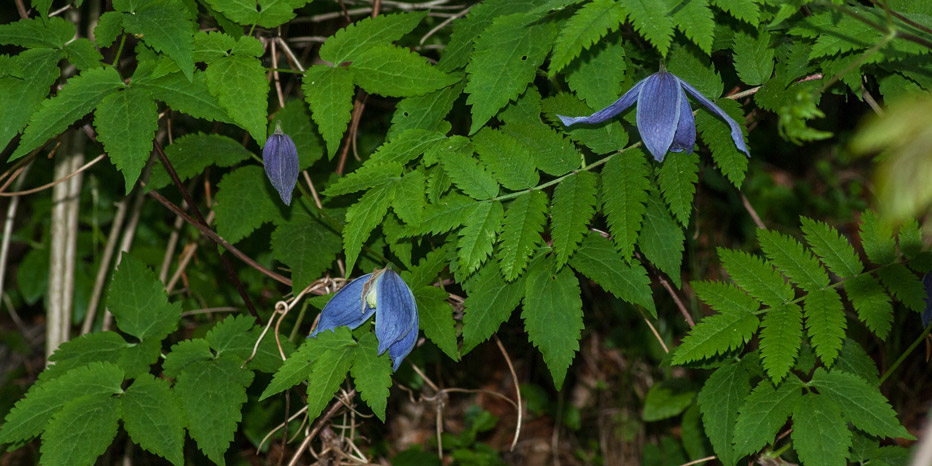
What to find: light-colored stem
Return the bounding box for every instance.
[102,175,147,332]
[0,163,32,301]
[81,198,128,335]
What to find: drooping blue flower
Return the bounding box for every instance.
[558,70,750,162]
[263,126,299,205]
[311,269,419,371]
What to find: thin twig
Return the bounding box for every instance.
[276,37,306,72]
[740,192,766,230]
[0,153,106,197]
[270,38,286,109]
[676,455,717,466]
[0,163,31,306]
[287,389,358,466]
[14,0,28,18]
[638,308,670,353]
[494,335,523,451]
[420,5,470,44]
[81,199,128,335]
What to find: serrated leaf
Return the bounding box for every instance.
[522,258,583,390]
[695,98,748,188]
[0,16,74,48]
[712,0,760,25]
[719,249,794,306]
[757,229,830,292]
[462,262,526,353]
[498,190,548,280]
[640,196,685,287]
[843,274,893,338]
[733,379,803,456]
[40,393,121,466]
[206,55,269,144]
[370,129,448,165]
[122,375,184,466]
[214,165,280,243]
[39,332,153,382]
[403,193,475,237]
[569,233,656,316]
[393,170,427,224]
[565,31,626,109]
[438,0,541,72]
[272,214,342,294]
[305,340,356,421]
[162,339,212,378]
[800,217,863,278]
[672,299,759,364]
[106,254,180,341]
[671,0,714,54]
[414,286,459,361]
[11,67,124,160]
[657,151,699,226]
[147,133,252,191]
[792,394,851,466]
[260,329,354,401]
[343,184,395,274]
[643,380,695,421]
[505,120,582,176]
[804,288,846,367]
[667,44,723,98]
[351,333,393,421]
[438,144,500,200]
[0,362,124,444]
[175,357,253,466]
[548,0,626,75]
[465,14,556,133]
[550,171,596,266]
[325,162,403,197]
[835,339,879,385]
[122,1,195,81]
[351,45,459,98]
[95,11,123,47]
[859,211,896,264]
[0,51,61,153]
[320,11,426,64]
[601,150,650,261]
[732,30,773,86]
[457,201,504,275]
[877,263,926,312]
[303,65,354,158]
[697,362,750,466]
[389,82,463,138]
[759,304,802,383]
[205,314,257,361]
[811,368,912,439]
[137,70,231,123]
[899,219,923,259]
[203,0,310,28]
[64,38,103,70]
[94,87,158,192]
[473,128,539,190]
[693,280,762,315]
[622,0,675,56]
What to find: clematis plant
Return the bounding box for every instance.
[558,69,750,162]
[263,125,300,205]
[311,268,419,371]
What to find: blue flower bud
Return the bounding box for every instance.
[263,127,299,205]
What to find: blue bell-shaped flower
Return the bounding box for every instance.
[263,126,299,205]
[311,269,419,371]
[558,70,750,162]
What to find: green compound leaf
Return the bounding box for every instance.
[622,0,675,56]
[465,14,556,134]
[64,38,104,70]
[137,70,231,123]
[122,375,184,466]
[351,333,393,421]
[438,143,500,200]
[38,332,136,382]
[106,254,180,342]
[844,274,893,338]
[522,257,583,390]
[303,65,355,158]
[462,262,526,353]
[733,378,803,457]
[877,263,926,312]
[719,249,794,307]
[792,393,851,466]
[670,0,714,54]
[122,1,195,81]
[473,128,539,191]
[214,166,280,244]
[757,229,830,292]
[640,196,685,287]
[343,184,395,274]
[393,170,427,225]
[697,362,750,466]
[569,233,656,316]
[550,171,597,267]
[205,315,257,361]
[94,11,124,47]
[0,362,123,444]
[672,283,760,364]
[642,380,696,422]
[498,190,548,281]
[260,329,355,401]
[800,217,863,278]
[759,304,802,383]
[804,288,846,367]
[351,45,459,98]
[324,162,403,197]
[40,393,121,466]
[320,11,426,65]
[175,357,254,466]
[205,55,269,144]
[272,214,342,295]
[203,0,310,28]
[504,120,581,176]
[389,82,464,138]
[859,210,896,265]
[0,50,61,154]
[457,201,504,275]
[548,0,626,75]
[439,0,541,72]
[732,30,774,86]
[305,339,356,422]
[414,286,459,361]
[147,133,252,191]
[162,339,212,378]
[711,0,760,26]
[601,150,650,262]
[0,16,74,48]
[657,151,699,226]
[94,87,158,192]
[403,193,474,237]
[811,368,913,439]
[565,31,626,109]
[696,98,749,188]
[835,339,879,385]
[370,129,448,165]
[11,67,124,160]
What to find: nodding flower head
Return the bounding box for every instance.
[558,70,749,162]
[311,269,419,371]
[263,126,299,205]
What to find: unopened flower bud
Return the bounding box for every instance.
[263,126,299,205]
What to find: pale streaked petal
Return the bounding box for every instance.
[310,273,375,337]
[557,79,645,126]
[676,76,750,156]
[637,72,682,162]
[388,310,419,371]
[374,269,418,357]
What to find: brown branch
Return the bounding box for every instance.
[287,389,358,466]
[14,0,28,18]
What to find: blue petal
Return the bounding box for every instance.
[557,79,645,126]
[675,76,750,157]
[310,273,375,337]
[388,309,418,371]
[637,72,682,162]
[669,84,696,156]
[263,130,300,205]
[374,269,418,356]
